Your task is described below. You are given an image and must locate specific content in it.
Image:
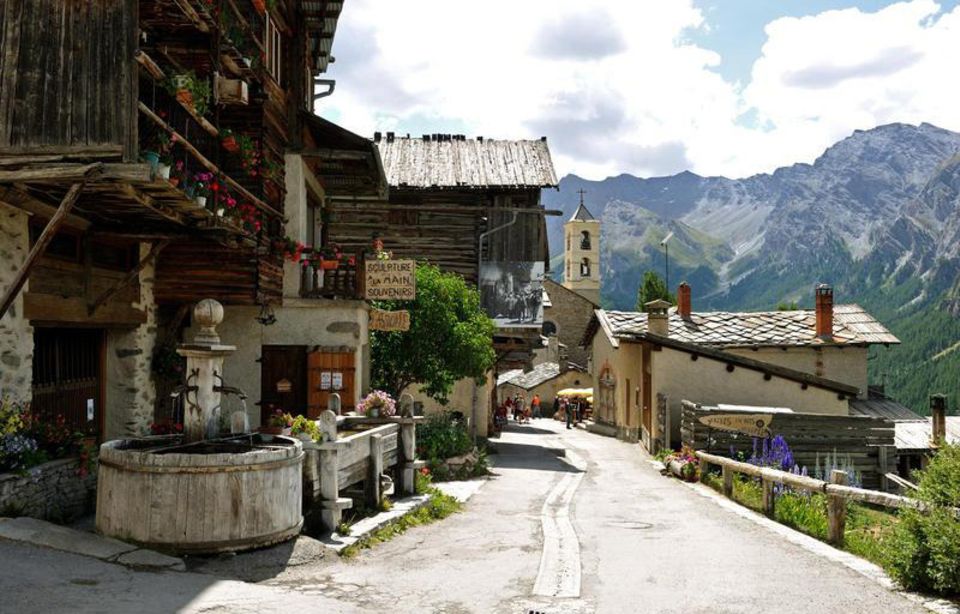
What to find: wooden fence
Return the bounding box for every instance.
[681,401,896,490]
[691,451,958,547]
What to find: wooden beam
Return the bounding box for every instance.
[171,0,210,32]
[296,148,373,161]
[0,185,91,230]
[138,102,283,220]
[89,240,170,315]
[0,179,91,320]
[330,202,563,216]
[0,162,103,183]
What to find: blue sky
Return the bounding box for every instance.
[323,1,960,179]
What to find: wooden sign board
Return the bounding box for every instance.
[365,260,416,300]
[370,309,411,332]
[275,378,292,393]
[698,413,773,438]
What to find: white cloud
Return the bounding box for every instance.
[321,1,960,180]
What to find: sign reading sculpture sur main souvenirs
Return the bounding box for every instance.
[369,308,411,331]
[698,413,774,438]
[364,260,416,300]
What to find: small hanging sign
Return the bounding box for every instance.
[369,308,411,331]
[698,413,773,438]
[365,260,416,300]
[275,378,292,393]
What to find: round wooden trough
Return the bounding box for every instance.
[95,437,304,554]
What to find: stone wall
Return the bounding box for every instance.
[542,279,596,370]
[0,458,98,521]
[104,243,158,439]
[0,203,33,400]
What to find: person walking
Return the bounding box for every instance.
[563,397,573,429]
[552,395,561,420]
[531,394,541,419]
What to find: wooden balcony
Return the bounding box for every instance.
[299,253,363,300]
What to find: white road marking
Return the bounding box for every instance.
[533,449,586,598]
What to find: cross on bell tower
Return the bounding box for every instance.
[562,189,601,304]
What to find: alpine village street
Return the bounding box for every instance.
[1,1,960,614]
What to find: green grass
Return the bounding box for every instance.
[702,472,898,568]
[340,490,462,559]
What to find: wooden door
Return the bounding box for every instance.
[642,344,652,433]
[31,328,105,438]
[260,346,308,423]
[307,349,356,417]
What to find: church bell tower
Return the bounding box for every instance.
[562,190,600,304]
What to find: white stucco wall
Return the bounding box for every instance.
[0,203,32,400]
[104,243,158,439]
[193,300,369,427]
[408,373,493,438]
[726,346,869,398]
[590,329,642,433]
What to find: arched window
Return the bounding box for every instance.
[580,230,591,250]
[580,258,591,277]
[542,321,557,337]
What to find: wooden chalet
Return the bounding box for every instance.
[329,132,560,369]
[0,0,362,439]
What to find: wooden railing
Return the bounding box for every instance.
[691,451,960,546]
[299,253,363,299]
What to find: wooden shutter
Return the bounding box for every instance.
[307,349,356,417]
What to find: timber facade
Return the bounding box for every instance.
[0,0,379,438]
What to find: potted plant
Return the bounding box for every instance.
[318,244,342,270]
[252,0,266,15]
[156,132,176,180]
[276,236,306,262]
[259,408,293,441]
[166,71,211,117]
[237,135,261,177]
[192,171,214,208]
[221,129,240,153]
[357,390,396,419]
[290,415,322,443]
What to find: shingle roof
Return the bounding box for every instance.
[497,362,562,390]
[596,304,899,348]
[496,369,524,387]
[375,136,558,189]
[894,417,960,451]
[569,203,596,222]
[850,398,924,422]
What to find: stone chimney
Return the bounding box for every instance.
[677,282,692,319]
[815,284,834,340]
[931,394,947,444]
[645,299,671,337]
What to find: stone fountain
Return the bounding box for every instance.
[95,300,304,554]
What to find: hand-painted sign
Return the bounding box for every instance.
[365,260,416,300]
[275,378,292,393]
[698,413,773,438]
[369,308,411,332]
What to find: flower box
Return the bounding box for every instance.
[216,74,249,106]
[319,259,340,270]
[175,89,194,108]
[222,135,240,153]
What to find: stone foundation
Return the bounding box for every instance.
[0,458,98,521]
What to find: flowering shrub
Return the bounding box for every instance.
[357,390,396,417]
[290,416,323,442]
[0,399,84,473]
[267,408,294,428]
[276,237,307,262]
[749,435,797,472]
[664,445,700,481]
[192,171,214,199]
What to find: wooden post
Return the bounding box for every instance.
[366,434,384,507]
[762,478,775,517]
[722,464,734,497]
[828,469,848,546]
[698,457,709,482]
[877,445,889,492]
[88,239,169,315]
[0,180,89,320]
[318,410,351,532]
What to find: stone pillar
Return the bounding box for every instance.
[176,300,236,443]
[0,204,33,400]
[318,409,351,531]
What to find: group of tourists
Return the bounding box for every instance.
[493,392,589,433]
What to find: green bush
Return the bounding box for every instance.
[885,443,960,595]
[416,412,473,461]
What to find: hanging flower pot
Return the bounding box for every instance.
[176,89,194,109]
[252,0,266,14]
[221,134,239,153]
[320,259,340,270]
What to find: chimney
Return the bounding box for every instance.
[931,394,947,444]
[677,282,691,319]
[645,299,671,337]
[373,131,382,142]
[815,283,834,340]
[386,131,395,143]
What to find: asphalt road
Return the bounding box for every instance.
[0,419,928,613]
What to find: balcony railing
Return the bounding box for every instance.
[299,253,363,299]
